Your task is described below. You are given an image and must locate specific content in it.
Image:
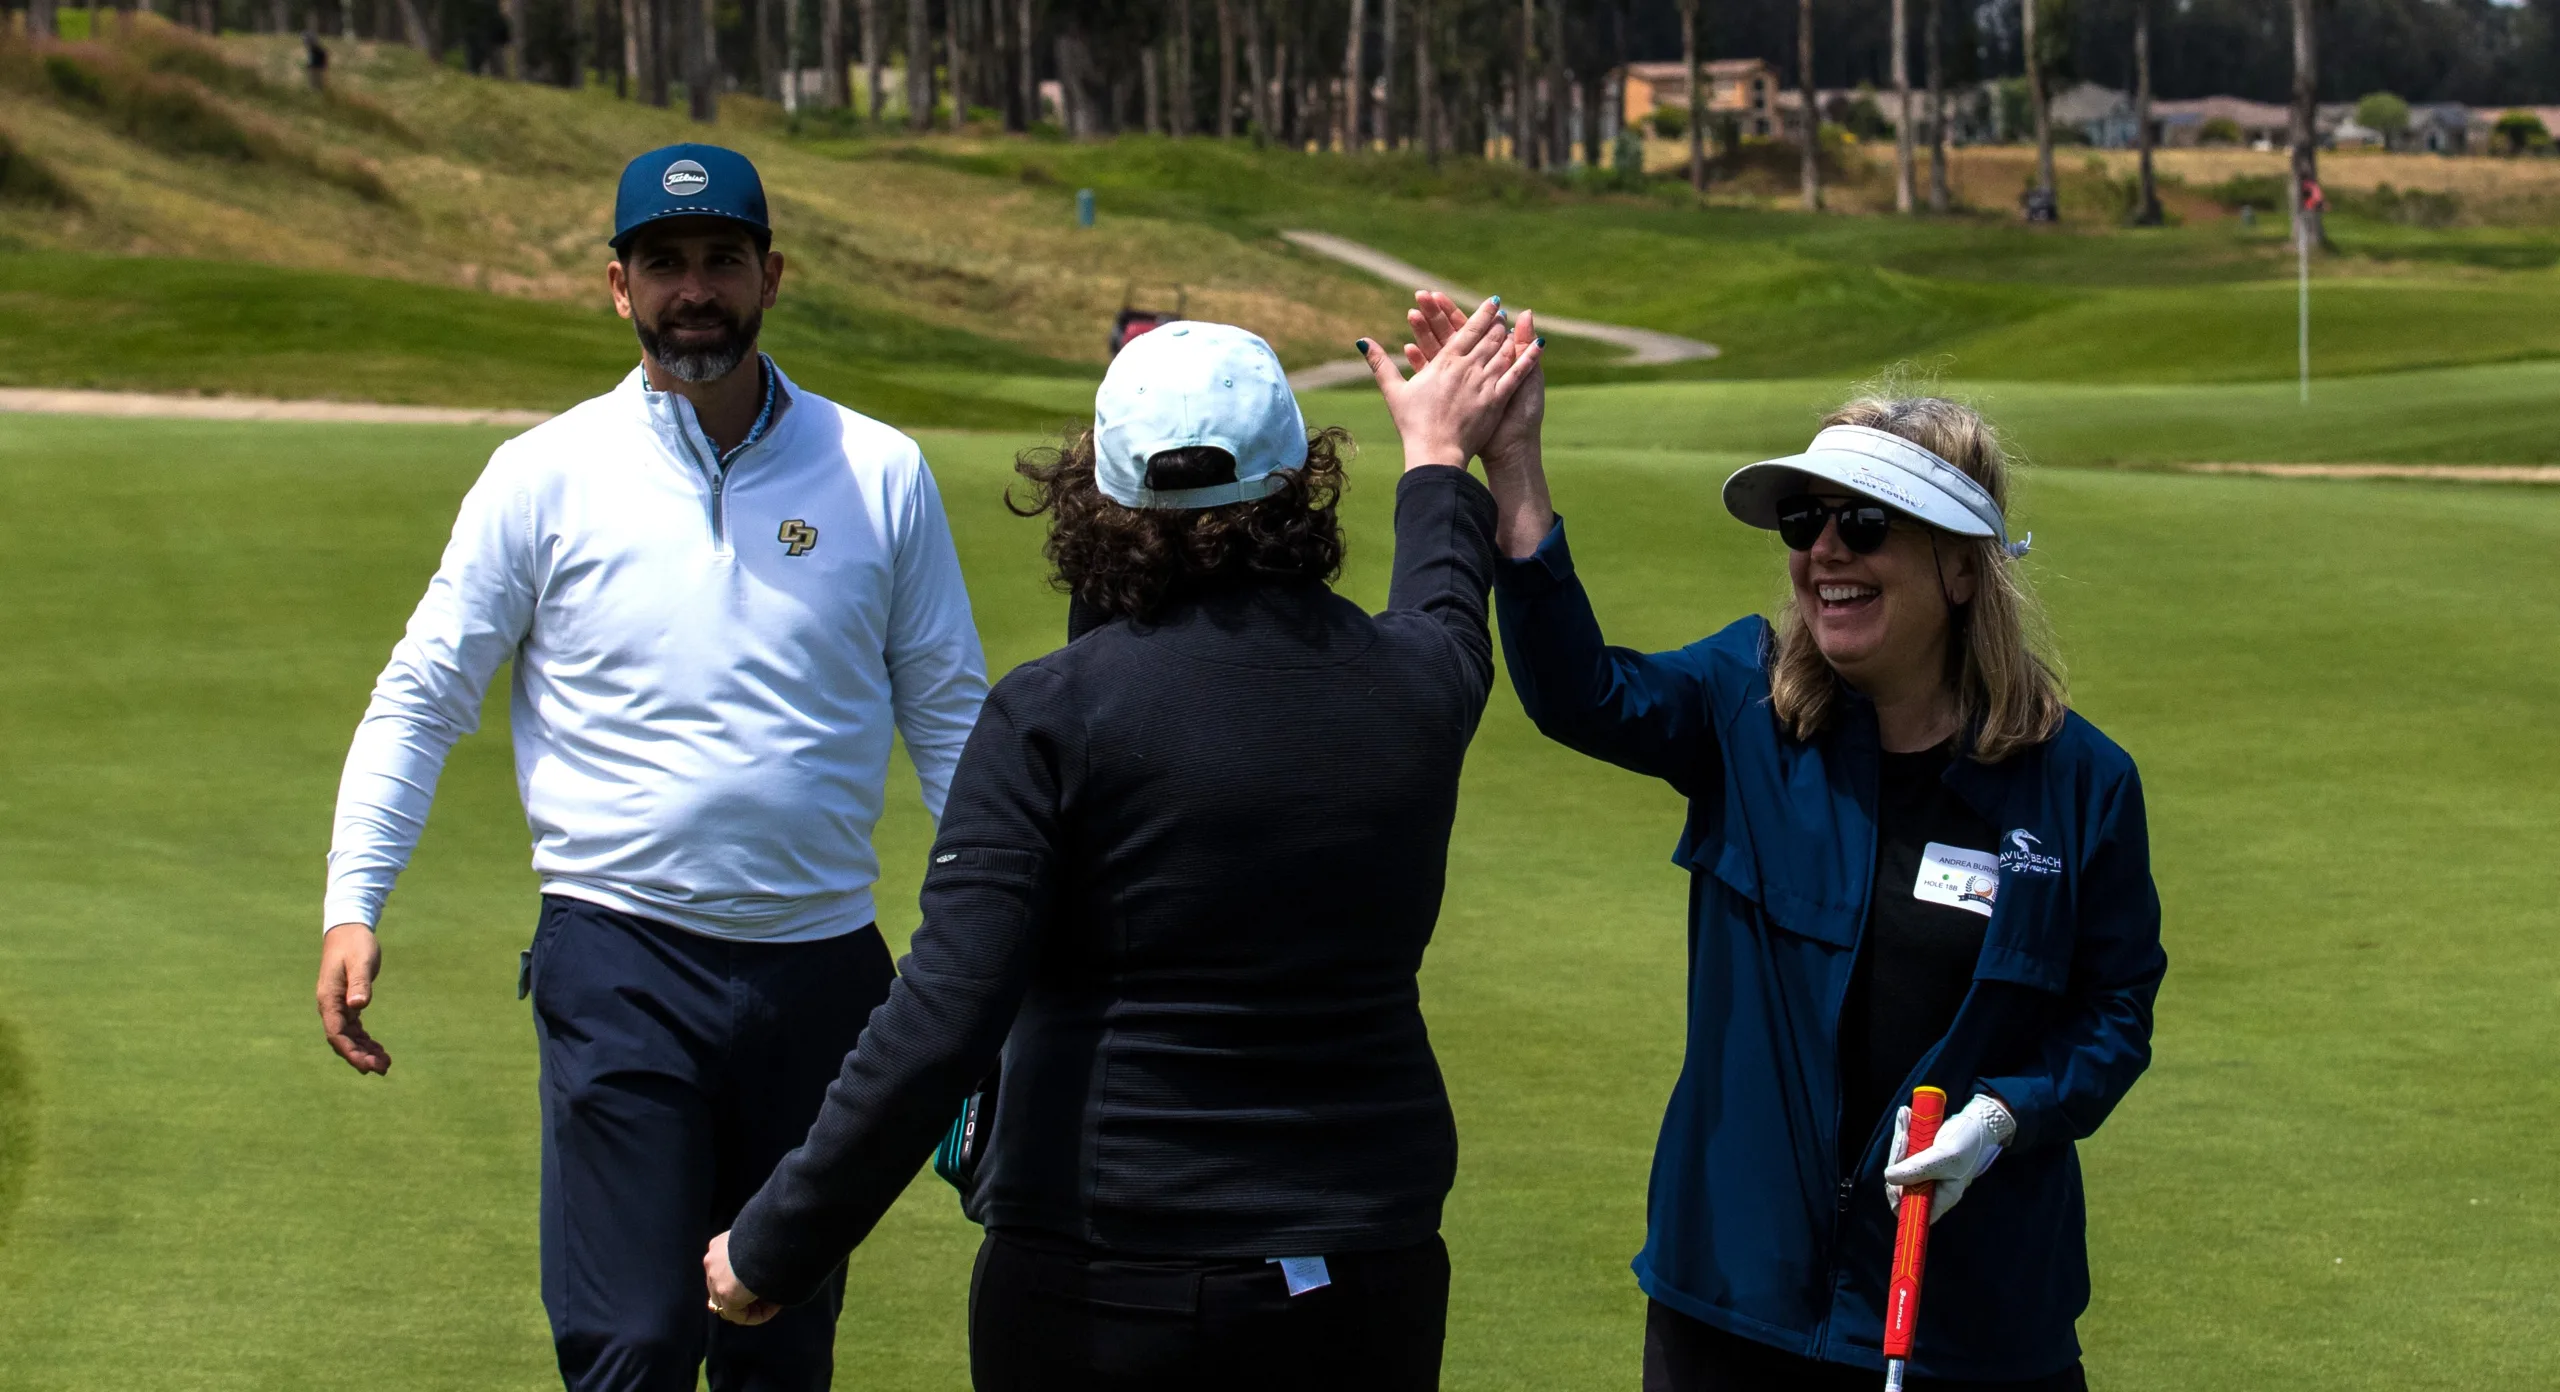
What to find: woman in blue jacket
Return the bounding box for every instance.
[1390,298,2164,1389]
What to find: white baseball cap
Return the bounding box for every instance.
[1093,321,1308,510]
[1722,425,2031,557]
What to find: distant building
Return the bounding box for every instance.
[2409,103,2473,154]
[2049,83,2135,148]
[2468,106,2560,152]
[2151,96,2292,149]
[1619,59,1780,138]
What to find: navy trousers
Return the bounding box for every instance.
[530,895,897,1392]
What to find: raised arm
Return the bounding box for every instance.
[1381,466,1500,717]
[720,671,1066,1309]
[317,451,538,1074]
[883,452,989,823]
[1395,290,1723,793]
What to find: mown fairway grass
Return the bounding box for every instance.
[2,381,2555,1389]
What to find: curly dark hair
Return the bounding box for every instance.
[1008,427,1352,625]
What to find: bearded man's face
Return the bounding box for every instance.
[612,219,778,384]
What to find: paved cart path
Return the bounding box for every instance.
[1279,229,1720,392]
[0,388,551,427]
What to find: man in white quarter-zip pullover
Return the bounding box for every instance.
[313,144,988,1392]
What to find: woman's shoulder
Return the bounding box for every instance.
[1686,614,1777,670]
[2027,708,2143,793]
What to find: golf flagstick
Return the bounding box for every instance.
[1882,1086,1948,1392]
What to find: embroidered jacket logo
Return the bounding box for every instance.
[2001,829,2063,876]
[778,519,819,556]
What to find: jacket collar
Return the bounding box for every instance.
[1834,686,2020,830]
[621,354,799,466]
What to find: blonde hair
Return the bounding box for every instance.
[1767,394,2067,763]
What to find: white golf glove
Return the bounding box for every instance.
[1884,1092,2017,1223]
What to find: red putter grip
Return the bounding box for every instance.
[1882,1086,1948,1362]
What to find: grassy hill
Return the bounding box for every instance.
[13,20,2560,431]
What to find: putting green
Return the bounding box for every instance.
[0,381,2553,1389]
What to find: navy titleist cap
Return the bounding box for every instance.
[610,143,770,249]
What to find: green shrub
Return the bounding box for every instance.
[2204,172,2288,210]
[42,53,106,105]
[2350,181,2461,227]
[2493,110,2549,156]
[0,125,84,209]
[1647,104,1686,140]
[2198,116,2244,145]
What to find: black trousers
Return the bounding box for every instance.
[530,896,897,1392]
[1643,1301,2089,1392]
[968,1229,1450,1390]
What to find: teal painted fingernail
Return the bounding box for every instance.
[1489,296,1502,306]
[1535,336,1546,347]
[1354,339,1370,353]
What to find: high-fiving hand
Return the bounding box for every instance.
[1402,290,1543,474]
[1354,295,1542,472]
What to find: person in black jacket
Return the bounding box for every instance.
[702,307,1542,1387]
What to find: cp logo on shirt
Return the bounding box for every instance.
[778,519,820,556]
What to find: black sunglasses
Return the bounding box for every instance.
[1775,495,1896,554]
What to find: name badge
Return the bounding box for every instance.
[1914,842,2001,918]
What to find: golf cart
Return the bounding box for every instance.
[1109,283,1188,357]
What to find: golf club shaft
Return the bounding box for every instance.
[1881,1086,1949,1389]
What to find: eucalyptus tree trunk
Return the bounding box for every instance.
[507,0,526,76]
[1544,0,1564,165]
[1514,0,1534,167]
[1679,0,1702,189]
[947,0,967,129]
[1891,0,1913,211]
[1014,0,1031,127]
[906,0,931,128]
[28,0,55,42]
[2289,0,2321,247]
[689,0,718,119]
[624,0,646,97]
[1216,0,1235,136]
[863,0,886,119]
[395,0,435,54]
[1273,21,1291,143]
[2131,0,2160,223]
[2024,0,2053,200]
[1376,0,1396,147]
[1797,0,1818,210]
[1413,0,1434,159]
[1343,0,1365,149]
[1243,0,1267,142]
[1926,0,1947,210]
[648,0,674,106]
[1142,46,1161,132]
[1172,0,1193,134]
[820,0,844,106]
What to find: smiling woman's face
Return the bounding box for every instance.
[1785,491,1977,695]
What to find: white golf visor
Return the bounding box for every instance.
[1722,425,2030,557]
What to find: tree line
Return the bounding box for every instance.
[9,0,2506,244]
[29,0,2560,134]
